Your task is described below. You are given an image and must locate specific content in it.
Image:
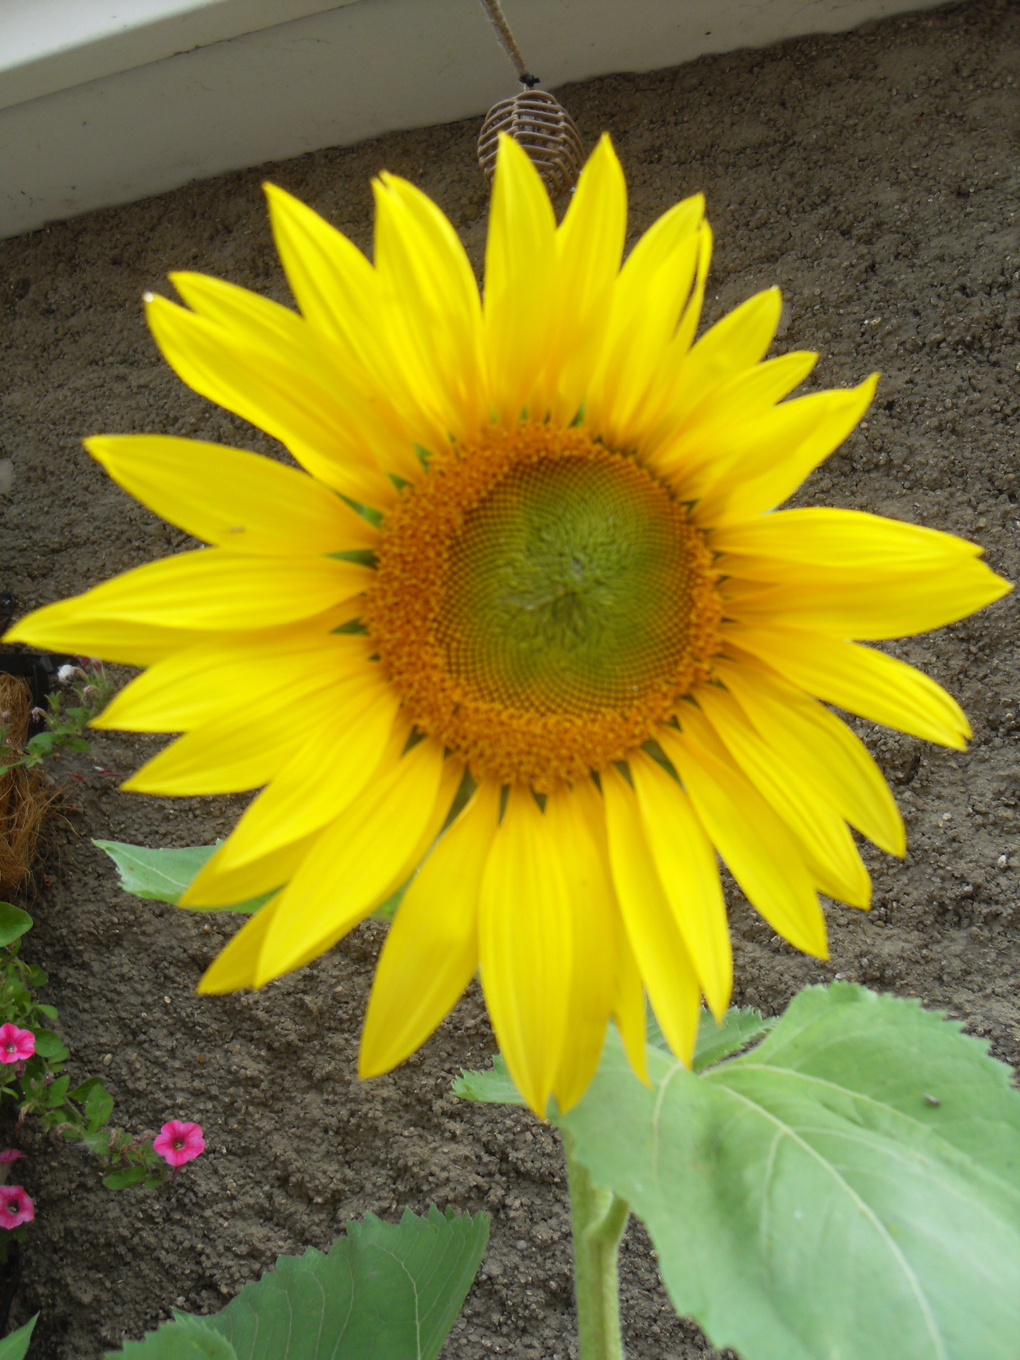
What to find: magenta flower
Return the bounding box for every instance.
[0,1026,34,1064]
[153,1120,205,1167]
[0,1186,33,1228]
[0,1151,25,1165]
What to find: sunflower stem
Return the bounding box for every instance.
[564,1130,629,1360]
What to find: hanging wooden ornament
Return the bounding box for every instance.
[476,0,584,196]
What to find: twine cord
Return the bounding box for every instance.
[477,0,539,86]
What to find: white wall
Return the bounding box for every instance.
[0,0,949,240]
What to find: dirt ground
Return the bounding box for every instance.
[0,0,1018,1354]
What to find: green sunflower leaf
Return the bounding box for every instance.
[93,841,271,914]
[95,841,397,922]
[107,1207,488,1360]
[558,982,1020,1360]
[106,1315,237,1360]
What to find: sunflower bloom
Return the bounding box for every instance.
[7,136,1008,1116]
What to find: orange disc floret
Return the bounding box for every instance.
[364,424,721,789]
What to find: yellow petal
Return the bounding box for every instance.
[2,608,203,666]
[30,549,369,633]
[96,628,371,733]
[695,686,870,909]
[484,136,558,426]
[478,785,572,1117]
[536,134,627,424]
[611,926,648,1088]
[569,777,648,1088]
[545,783,619,1113]
[645,351,817,469]
[86,435,378,555]
[263,182,437,450]
[184,832,316,908]
[600,765,701,1067]
[213,675,399,869]
[659,711,828,957]
[373,173,487,439]
[712,507,983,567]
[666,288,783,430]
[196,895,283,993]
[123,705,306,794]
[726,627,970,748]
[586,199,705,448]
[263,182,385,358]
[257,736,447,983]
[713,508,1011,639]
[678,376,878,526]
[340,754,466,949]
[721,561,1009,640]
[714,654,904,856]
[628,749,732,1018]
[359,780,500,1077]
[145,293,398,504]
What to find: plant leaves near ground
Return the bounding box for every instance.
[558,982,1020,1360]
[108,1315,237,1360]
[0,1315,38,1360]
[0,905,31,949]
[107,1206,489,1360]
[95,840,400,922]
[93,841,271,913]
[30,1029,68,1061]
[103,1166,150,1190]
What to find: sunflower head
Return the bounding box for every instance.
[6,134,1010,1117]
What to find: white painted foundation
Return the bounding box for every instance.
[0,0,948,240]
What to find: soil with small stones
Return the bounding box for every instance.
[1,0,1019,1355]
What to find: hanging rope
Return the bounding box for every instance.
[477,0,540,87]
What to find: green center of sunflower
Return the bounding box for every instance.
[364,424,721,789]
[438,454,705,714]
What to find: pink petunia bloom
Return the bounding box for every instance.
[0,1151,25,1165]
[0,1026,34,1064]
[0,1186,33,1228]
[153,1121,205,1168]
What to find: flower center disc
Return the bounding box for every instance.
[365,426,720,788]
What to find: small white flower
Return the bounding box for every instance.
[57,664,76,683]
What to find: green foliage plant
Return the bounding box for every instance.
[102,844,1020,1360]
[107,1206,489,1360]
[0,662,114,780]
[0,901,188,1196]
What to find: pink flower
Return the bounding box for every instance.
[0,1027,34,1064]
[0,1186,33,1228]
[0,1152,25,1165]
[153,1121,205,1167]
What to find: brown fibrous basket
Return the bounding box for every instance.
[0,673,53,894]
[477,90,585,198]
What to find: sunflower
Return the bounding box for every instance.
[7,136,1008,1116]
